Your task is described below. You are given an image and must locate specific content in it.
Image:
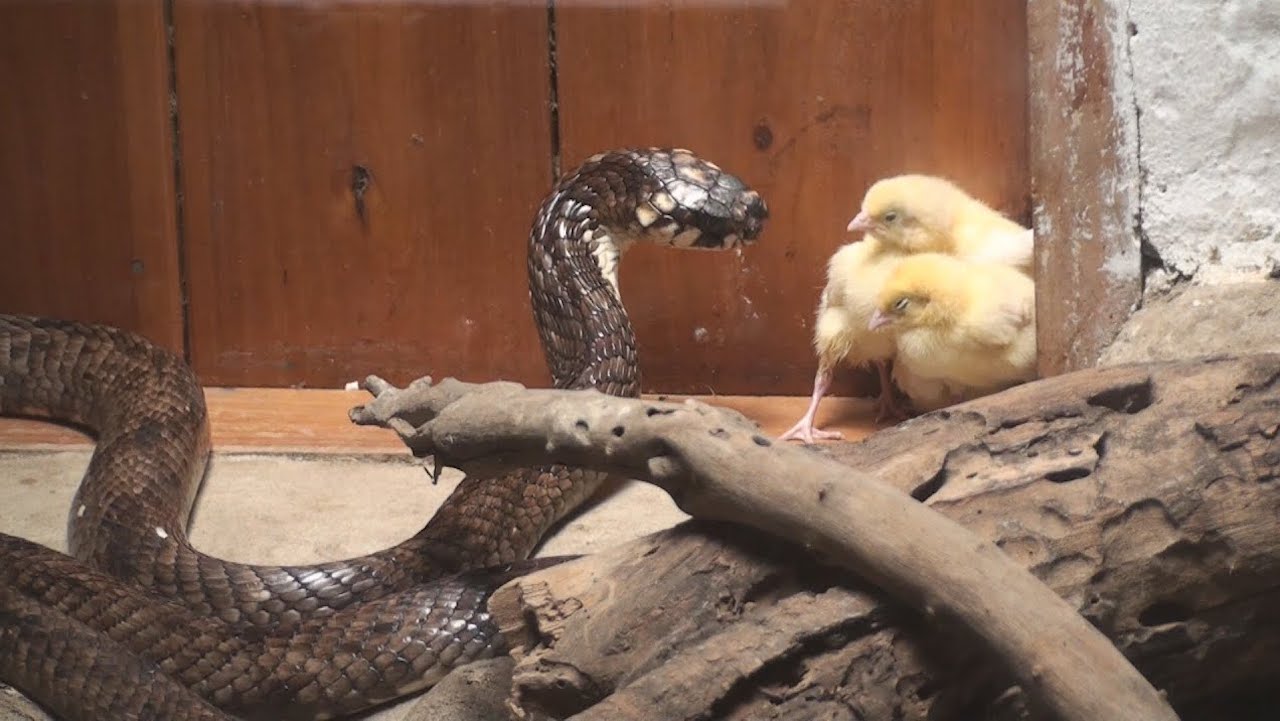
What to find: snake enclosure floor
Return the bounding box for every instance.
[0,389,879,720]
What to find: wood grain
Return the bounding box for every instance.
[0,390,879,455]
[1,1,1033,396]
[0,1,183,352]
[555,0,1030,395]
[173,1,555,388]
[1028,0,1142,376]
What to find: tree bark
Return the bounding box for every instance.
[351,359,1280,721]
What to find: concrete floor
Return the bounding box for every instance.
[0,451,688,566]
[0,391,880,719]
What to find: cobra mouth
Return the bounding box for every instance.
[585,148,770,298]
[689,229,756,250]
[626,148,769,251]
[633,187,769,251]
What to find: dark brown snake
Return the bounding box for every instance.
[0,148,768,721]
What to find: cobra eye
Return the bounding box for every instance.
[883,211,899,223]
[892,297,910,312]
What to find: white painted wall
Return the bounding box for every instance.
[1125,0,1280,287]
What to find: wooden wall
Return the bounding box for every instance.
[0,0,1029,396]
[0,1,183,351]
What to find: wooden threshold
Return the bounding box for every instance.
[0,388,884,455]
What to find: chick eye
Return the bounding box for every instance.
[882,211,899,223]
[892,297,910,312]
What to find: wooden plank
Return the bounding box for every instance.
[555,0,1030,395]
[0,390,880,454]
[1028,0,1142,376]
[0,1,183,352]
[173,1,555,388]
[0,389,407,456]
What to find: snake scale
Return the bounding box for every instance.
[0,148,768,721]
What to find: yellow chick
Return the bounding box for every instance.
[779,236,908,444]
[889,362,955,414]
[868,253,1036,411]
[847,174,1033,274]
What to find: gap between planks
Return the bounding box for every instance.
[0,388,882,455]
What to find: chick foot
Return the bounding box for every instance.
[778,368,844,444]
[872,390,910,424]
[872,361,910,424]
[778,419,845,444]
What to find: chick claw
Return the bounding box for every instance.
[778,420,844,444]
[779,367,844,444]
[872,362,909,424]
[872,389,909,424]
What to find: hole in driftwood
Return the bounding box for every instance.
[1086,378,1154,414]
[574,420,589,431]
[1044,467,1091,483]
[1138,599,1192,627]
[1093,431,1109,460]
[611,425,625,437]
[911,464,948,501]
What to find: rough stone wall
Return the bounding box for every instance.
[1123,1,1280,290]
[1086,1,1280,365]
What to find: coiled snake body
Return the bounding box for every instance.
[0,149,768,720]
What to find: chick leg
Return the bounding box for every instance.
[872,360,909,423]
[778,368,845,444]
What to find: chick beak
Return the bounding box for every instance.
[846,211,874,235]
[867,309,894,331]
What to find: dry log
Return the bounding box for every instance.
[488,522,912,721]
[348,362,1266,721]
[469,356,1280,720]
[400,658,517,721]
[1,683,48,721]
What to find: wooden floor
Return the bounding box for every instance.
[0,389,883,454]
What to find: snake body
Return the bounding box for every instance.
[0,148,767,720]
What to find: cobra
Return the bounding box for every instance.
[0,148,767,720]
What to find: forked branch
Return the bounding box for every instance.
[350,373,1179,721]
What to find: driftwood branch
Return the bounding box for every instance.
[460,356,1279,721]
[350,365,1192,721]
